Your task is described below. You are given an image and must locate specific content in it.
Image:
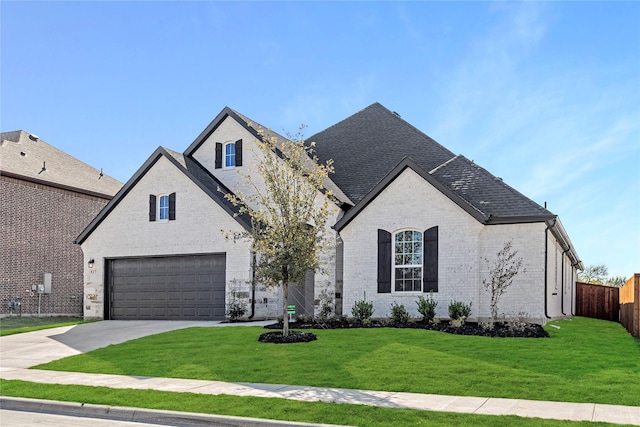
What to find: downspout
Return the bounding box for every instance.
[248,249,257,319]
[561,248,570,315]
[571,261,579,315]
[544,219,556,319]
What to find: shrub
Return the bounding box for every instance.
[505,311,530,333]
[295,314,314,324]
[416,293,438,322]
[448,300,472,320]
[351,293,374,323]
[389,302,410,325]
[226,297,247,322]
[317,290,334,320]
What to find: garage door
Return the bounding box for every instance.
[107,254,226,320]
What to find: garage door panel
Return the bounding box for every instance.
[108,254,226,320]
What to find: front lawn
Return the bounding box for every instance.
[0,316,87,336]
[34,317,640,406]
[0,380,623,427]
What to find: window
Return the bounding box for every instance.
[377,226,438,293]
[225,142,236,167]
[393,230,423,292]
[215,140,243,169]
[159,195,169,220]
[149,193,175,222]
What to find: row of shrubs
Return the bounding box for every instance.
[350,292,472,325]
[227,291,473,325]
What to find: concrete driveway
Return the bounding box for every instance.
[0,320,271,370]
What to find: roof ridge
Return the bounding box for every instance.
[309,102,384,138]
[429,154,461,174]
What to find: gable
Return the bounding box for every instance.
[75,147,250,245]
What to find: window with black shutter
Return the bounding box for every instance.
[215,142,223,169]
[149,195,156,222]
[377,229,391,293]
[235,139,243,166]
[168,192,176,220]
[423,226,438,292]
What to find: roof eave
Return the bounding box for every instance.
[485,214,557,225]
[1,170,115,200]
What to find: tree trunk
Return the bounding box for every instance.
[282,281,289,337]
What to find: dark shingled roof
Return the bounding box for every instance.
[311,102,553,223]
[310,103,455,205]
[431,155,554,221]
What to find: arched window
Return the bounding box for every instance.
[215,140,243,169]
[393,230,423,292]
[149,193,176,222]
[377,226,438,293]
[159,195,170,221]
[224,142,236,167]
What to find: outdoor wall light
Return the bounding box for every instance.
[88,258,95,269]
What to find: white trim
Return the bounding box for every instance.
[223,141,236,169]
[157,194,170,222]
[392,228,423,293]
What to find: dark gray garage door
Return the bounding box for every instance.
[107,254,226,320]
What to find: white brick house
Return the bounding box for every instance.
[77,103,582,324]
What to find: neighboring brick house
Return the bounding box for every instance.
[1,130,121,317]
[77,103,582,324]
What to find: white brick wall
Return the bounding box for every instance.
[191,116,341,317]
[81,155,280,320]
[339,168,561,324]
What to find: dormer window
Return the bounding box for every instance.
[225,142,236,167]
[215,140,243,169]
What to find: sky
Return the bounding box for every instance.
[2,1,638,278]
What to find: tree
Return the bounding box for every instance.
[604,276,627,287]
[482,240,524,324]
[578,264,608,284]
[224,126,334,337]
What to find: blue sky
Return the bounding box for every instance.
[2,1,638,278]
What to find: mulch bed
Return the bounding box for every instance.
[262,318,548,342]
[258,330,318,344]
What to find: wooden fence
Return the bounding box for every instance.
[575,282,619,322]
[620,274,640,337]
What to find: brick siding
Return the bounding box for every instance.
[1,175,109,317]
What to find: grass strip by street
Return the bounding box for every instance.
[34,317,640,406]
[0,317,88,337]
[0,380,626,427]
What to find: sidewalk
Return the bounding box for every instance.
[1,322,639,426]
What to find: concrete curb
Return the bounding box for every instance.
[0,396,353,427]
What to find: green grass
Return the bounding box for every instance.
[0,380,625,427]
[0,316,88,336]
[34,317,640,406]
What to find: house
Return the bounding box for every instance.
[1,130,122,317]
[76,103,582,324]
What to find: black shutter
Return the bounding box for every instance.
[423,226,438,292]
[377,229,392,293]
[149,195,156,222]
[215,142,222,169]
[235,139,243,166]
[168,192,176,220]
